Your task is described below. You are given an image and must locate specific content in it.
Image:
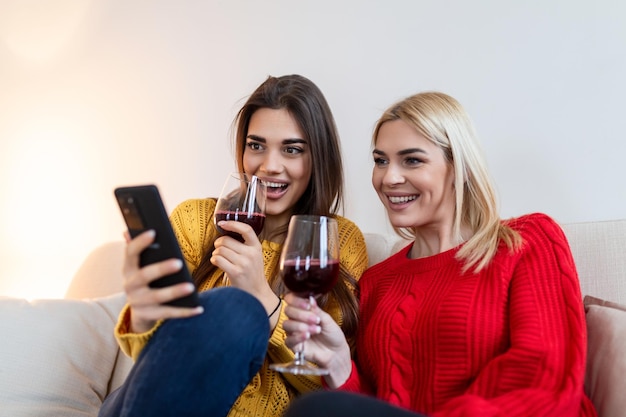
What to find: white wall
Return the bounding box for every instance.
[1,0,625,298]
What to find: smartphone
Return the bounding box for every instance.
[114,185,200,307]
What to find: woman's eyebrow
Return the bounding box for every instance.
[246,135,265,142]
[283,138,306,145]
[398,148,426,155]
[246,135,306,144]
[373,148,426,156]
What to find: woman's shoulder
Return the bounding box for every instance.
[171,197,217,216]
[333,214,361,231]
[504,212,560,231]
[334,214,366,238]
[170,197,217,231]
[333,215,368,261]
[503,212,567,245]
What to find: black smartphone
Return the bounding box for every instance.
[114,185,200,307]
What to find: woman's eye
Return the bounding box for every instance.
[284,146,303,155]
[246,142,263,151]
[404,157,423,166]
[373,157,388,166]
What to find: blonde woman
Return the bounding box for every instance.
[282,92,596,417]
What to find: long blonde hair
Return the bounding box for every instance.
[373,92,521,272]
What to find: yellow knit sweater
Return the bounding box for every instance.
[114,198,368,417]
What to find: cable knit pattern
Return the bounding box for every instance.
[115,198,368,417]
[341,213,596,417]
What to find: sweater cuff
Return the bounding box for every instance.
[114,303,163,361]
[331,361,361,392]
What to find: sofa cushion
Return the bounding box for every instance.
[564,220,626,306]
[0,293,129,417]
[584,295,626,417]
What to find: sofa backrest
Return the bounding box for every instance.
[67,219,626,305]
[562,219,626,305]
[66,241,125,300]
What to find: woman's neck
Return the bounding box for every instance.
[409,223,471,259]
[259,212,291,243]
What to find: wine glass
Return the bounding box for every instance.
[270,215,340,375]
[214,172,267,242]
[214,172,266,285]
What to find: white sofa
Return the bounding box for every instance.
[1,219,625,417]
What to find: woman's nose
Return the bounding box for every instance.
[259,152,282,174]
[382,165,405,186]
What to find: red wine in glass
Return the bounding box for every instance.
[281,259,339,296]
[214,172,266,242]
[270,215,340,376]
[214,210,266,242]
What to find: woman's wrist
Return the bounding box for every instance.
[323,342,352,389]
[267,296,282,319]
[266,293,282,333]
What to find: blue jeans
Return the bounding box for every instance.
[99,287,269,417]
[284,391,428,417]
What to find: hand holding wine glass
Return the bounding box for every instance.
[214,172,266,286]
[270,215,340,375]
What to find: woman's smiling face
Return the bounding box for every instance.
[243,107,312,224]
[372,119,456,230]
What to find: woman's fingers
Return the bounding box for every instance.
[282,294,324,348]
[121,229,203,333]
[211,223,266,293]
[215,220,258,243]
[127,280,202,333]
[127,258,183,290]
[123,230,154,274]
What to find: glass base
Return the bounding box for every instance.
[270,361,330,376]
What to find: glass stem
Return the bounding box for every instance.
[293,348,306,365]
[293,294,315,365]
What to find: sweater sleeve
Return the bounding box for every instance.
[267,217,369,394]
[114,304,163,361]
[433,214,594,417]
[336,361,375,394]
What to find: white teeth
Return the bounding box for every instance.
[263,181,287,189]
[388,195,417,204]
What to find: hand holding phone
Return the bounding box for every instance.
[114,185,200,308]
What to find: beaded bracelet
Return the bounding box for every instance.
[268,297,282,319]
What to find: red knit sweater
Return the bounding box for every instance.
[341,213,596,416]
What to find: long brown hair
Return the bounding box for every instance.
[193,74,358,339]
